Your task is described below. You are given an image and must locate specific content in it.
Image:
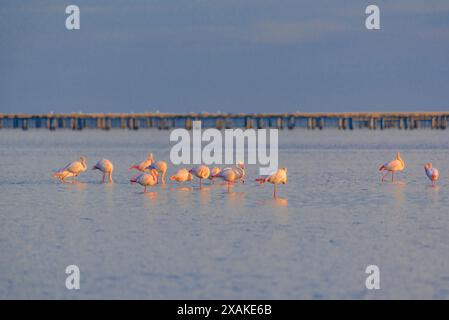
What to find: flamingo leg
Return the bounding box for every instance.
[381,171,389,182]
[109,172,113,183]
[227,182,230,193]
[199,178,202,188]
[144,186,147,193]
[391,171,395,182]
[102,172,105,183]
[273,184,277,199]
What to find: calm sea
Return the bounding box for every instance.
[1,129,449,299]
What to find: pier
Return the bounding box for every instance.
[0,112,448,130]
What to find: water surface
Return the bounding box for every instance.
[1,129,449,299]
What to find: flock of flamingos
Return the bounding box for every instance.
[51,151,440,199]
[51,153,287,198]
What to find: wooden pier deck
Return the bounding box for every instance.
[0,112,448,130]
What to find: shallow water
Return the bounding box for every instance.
[1,129,449,299]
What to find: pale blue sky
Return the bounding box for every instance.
[1,0,448,113]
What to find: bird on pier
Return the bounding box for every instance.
[189,165,210,188]
[169,168,193,183]
[130,170,158,193]
[92,159,114,183]
[129,153,154,172]
[379,152,405,182]
[255,168,287,199]
[146,160,168,184]
[52,156,87,182]
[424,163,439,186]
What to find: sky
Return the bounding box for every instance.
[0,0,448,114]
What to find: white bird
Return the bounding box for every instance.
[52,156,87,182]
[130,170,158,193]
[92,159,114,183]
[424,163,439,186]
[379,152,405,182]
[256,167,288,198]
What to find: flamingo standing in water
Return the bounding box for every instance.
[208,167,221,183]
[217,168,238,192]
[424,163,439,186]
[129,153,154,172]
[52,156,87,182]
[217,162,245,184]
[379,152,405,182]
[146,160,168,184]
[256,167,288,199]
[233,161,245,183]
[92,159,114,183]
[169,168,193,183]
[130,170,158,192]
[189,165,210,188]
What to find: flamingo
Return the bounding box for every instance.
[146,160,168,184]
[216,168,238,192]
[130,170,158,193]
[379,152,405,182]
[233,161,245,183]
[52,156,87,182]
[129,153,154,172]
[208,167,221,183]
[424,163,439,186]
[169,168,193,183]
[92,159,114,183]
[189,165,210,188]
[256,167,287,199]
[218,162,245,184]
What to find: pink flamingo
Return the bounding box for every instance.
[256,167,287,199]
[217,168,238,192]
[217,162,245,184]
[146,160,168,184]
[233,161,245,183]
[130,170,158,193]
[92,159,114,183]
[379,152,405,182]
[169,168,193,183]
[129,153,154,172]
[424,163,439,186]
[208,167,221,183]
[52,156,87,182]
[189,165,210,188]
